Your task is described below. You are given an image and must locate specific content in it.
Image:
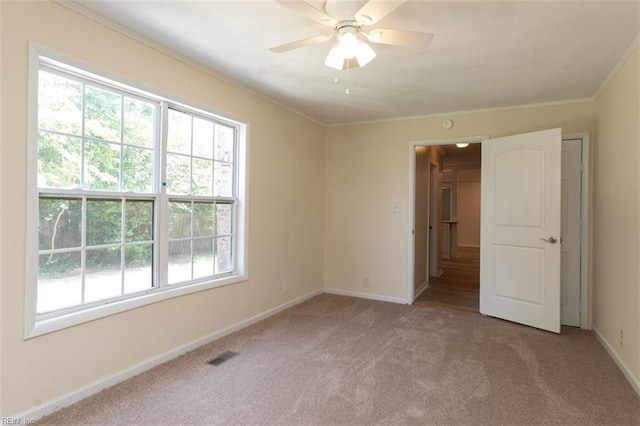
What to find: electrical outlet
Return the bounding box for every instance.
[282,282,289,295]
[362,276,370,287]
[620,329,625,347]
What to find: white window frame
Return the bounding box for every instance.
[25,44,249,339]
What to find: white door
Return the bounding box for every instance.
[480,128,562,333]
[561,139,582,326]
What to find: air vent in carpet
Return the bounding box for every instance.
[208,350,238,366]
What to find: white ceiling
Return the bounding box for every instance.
[69,0,640,125]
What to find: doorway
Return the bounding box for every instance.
[408,133,590,329]
[415,141,482,312]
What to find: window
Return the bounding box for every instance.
[165,109,236,284]
[27,49,247,337]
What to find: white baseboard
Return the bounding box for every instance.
[593,325,640,396]
[413,281,429,301]
[12,288,324,421]
[324,288,407,305]
[458,243,480,248]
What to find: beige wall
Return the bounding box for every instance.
[0,1,325,416]
[457,180,481,247]
[594,45,640,381]
[3,0,638,418]
[324,101,596,301]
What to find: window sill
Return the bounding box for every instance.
[25,273,247,339]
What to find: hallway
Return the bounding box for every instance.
[414,247,479,313]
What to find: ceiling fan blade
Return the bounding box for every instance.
[364,29,434,47]
[270,34,334,53]
[355,0,407,25]
[274,0,336,27]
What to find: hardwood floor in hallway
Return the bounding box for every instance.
[414,246,479,313]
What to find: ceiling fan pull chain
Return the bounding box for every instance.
[345,60,350,95]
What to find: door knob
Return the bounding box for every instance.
[540,236,558,244]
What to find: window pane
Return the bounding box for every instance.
[85,140,121,191]
[125,200,153,243]
[123,146,153,192]
[38,251,82,313]
[85,85,122,142]
[85,247,122,303]
[169,201,191,239]
[194,203,214,237]
[213,161,233,197]
[39,198,82,250]
[168,240,191,284]
[215,236,232,274]
[214,124,234,162]
[124,244,153,294]
[166,153,191,195]
[87,199,122,246]
[167,109,191,154]
[193,238,214,279]
[193,117,214,159]
[215,203,232,236]
[38,70,82,135]
[38,132,81,189]
[123,97,154,148]
[192,158,213,196]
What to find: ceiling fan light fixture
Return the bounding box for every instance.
[338,30,359,59]
[325,45,344,70]
[456,143,470,148]
[355,42,376,67]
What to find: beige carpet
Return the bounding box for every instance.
[38,294,639,425]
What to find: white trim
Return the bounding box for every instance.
[407,144,416,303]
[32,43,249,126]
[414,281,429,300]
[24,44,41,340]
[323,288,407,305]
[54,0,326,127]
[54,0,593,129]
[407,133,591,330]
[428,161,440,286]
[12,288,323,421]
[24,43,251,339]
[458,244,480,248]
[594,34,640,100]
[407,136,489,305]
[563,133,591,330]
[28,274,249,339]
[328,98,594,128]
[593,326,640,397]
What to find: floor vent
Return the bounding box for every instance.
[208,350,238,366]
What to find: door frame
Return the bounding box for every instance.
[563,133,591,330]
[428,162,440,279]
[407,133,591,329]
[408,136,487,303]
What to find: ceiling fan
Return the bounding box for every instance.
[271,0,434,70]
